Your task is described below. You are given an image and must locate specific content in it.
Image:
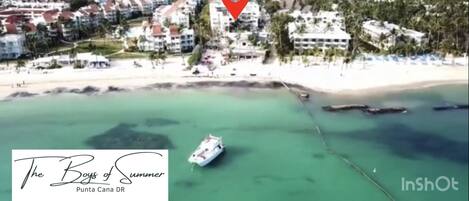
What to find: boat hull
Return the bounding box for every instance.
[189,147,224,167]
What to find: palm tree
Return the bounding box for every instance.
[98,25,107,44]
[378,33,387,53]
[325,22,333,33]
[120,16,130,32]
[323,47,336,68]
[158,52,167,67]
[270,13,293,61]
[25,34,38,58]
[297,24,307,35]
[87,41,96,52]
[16,60,26,71]
[137,35,147,50]
[343,51,352,70]
[69,47,77,65]
[149,52,157,68]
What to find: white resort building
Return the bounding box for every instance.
[153,4,190,28]
[118,0,158,15]
[226,32,265,59]
[32,53,110,68]
[288,10,351,52]
[0,34,25,60]
[362,20,428,50]
[139,23,194,53]
[1,0,69,10]
[137,0,198,53]
[209,0,260,34]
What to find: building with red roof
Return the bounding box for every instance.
[139,22,194,53]
[103,0,118,23]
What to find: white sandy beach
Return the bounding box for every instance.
[0,56,467,99]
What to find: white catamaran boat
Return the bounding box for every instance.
[188,134,224,167]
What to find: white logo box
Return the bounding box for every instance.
[12,149,168,201]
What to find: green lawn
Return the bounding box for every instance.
[76,40,123,55]
[108,52,150,59]
[54,43,75,52]
[128,17,148,27]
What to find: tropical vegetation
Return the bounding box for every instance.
[149,51,168,67]
[188,45,202,66]
[337,0,469,56]
[270,0,468,62]
[270,13,294,61]
[193,1,212,46]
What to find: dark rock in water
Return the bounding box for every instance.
[144,118,180,127]
[144,83,175,89]
[299,92,309,100]
[86,123,174,149]
[215,81,284,88]
[433,104,469,111]
[106,86,127,92]
[322,104,370,112]
[80,86,100,94]
[66,86,100,94]
[44,87,69,94]
[7,91,38,98]
[174,180,197,188]
[323,104,407,115]
[364,107,407,115]
[139,81,313,92]
[69,88,82,93]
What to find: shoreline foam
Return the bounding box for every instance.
[2,79,467,101]
[1,58,467,100]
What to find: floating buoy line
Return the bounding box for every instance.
[279,80,396,201]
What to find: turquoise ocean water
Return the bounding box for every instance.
[0,84,467,201]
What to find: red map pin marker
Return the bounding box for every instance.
[222,0,249,20]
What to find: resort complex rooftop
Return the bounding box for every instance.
[362,20,427,50]
[288,10,351,52]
